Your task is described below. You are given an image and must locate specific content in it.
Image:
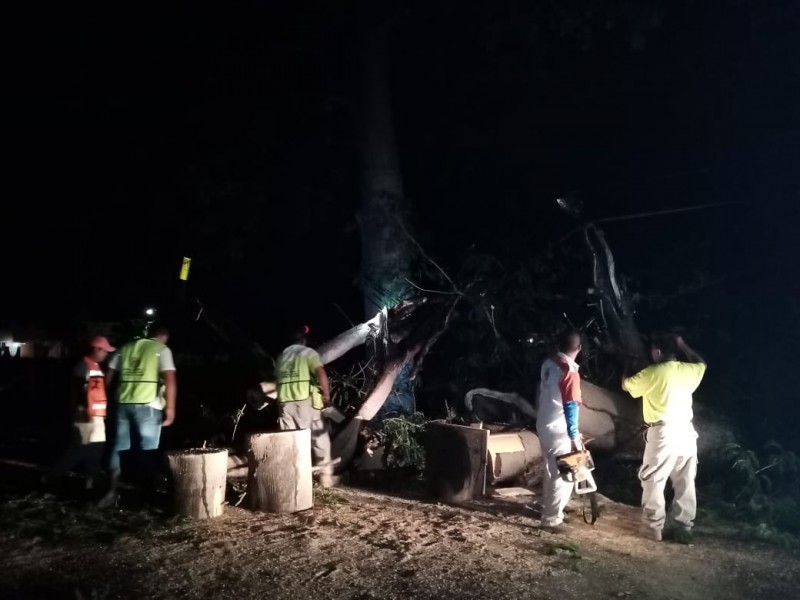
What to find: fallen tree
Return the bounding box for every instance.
[316,295,460,468]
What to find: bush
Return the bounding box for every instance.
[702,439,800,541]
[375,412,428,471]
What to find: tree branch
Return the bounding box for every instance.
[397,217,461,295]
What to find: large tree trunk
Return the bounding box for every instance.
[357,0,414,415]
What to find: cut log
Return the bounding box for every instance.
[246,430,313,514]
[486,430,544,488]
[425,421,489,502]
[166,448,228,519]
[487,433,526,485]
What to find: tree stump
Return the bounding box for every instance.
[246,430,313,514]
[166,448,228,519]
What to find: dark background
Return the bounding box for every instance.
[4,1,799,445]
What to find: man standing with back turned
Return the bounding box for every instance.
[276,326,334,487]
[537,329,584,533]
[623,333,706,542]
[100,321,177,507]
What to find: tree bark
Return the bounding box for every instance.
[166,448,228,519]
[246,430,313,514]
[357,0,414,414]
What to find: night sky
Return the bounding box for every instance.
[6,2,800,436]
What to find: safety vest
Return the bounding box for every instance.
[276,345,323,409]
[84,357,108,418]
[118,338,164,405]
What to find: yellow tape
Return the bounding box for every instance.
[179,257,191,281]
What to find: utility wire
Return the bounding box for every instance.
[592,201,736,226]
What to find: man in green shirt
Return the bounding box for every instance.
[623,333,706,542]
[276,326,334,486]
[99,322,177,507]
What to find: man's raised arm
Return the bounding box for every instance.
[676,336,706,364]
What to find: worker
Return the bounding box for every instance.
[99,321,177,507]
[275,325,334,487]
[536,329,584,533]
[622,333,706,542]
[45,335,115,493]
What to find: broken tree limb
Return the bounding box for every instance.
[246,430,313,514]
[317,312,383,365]
[166,448,228,519]
[464,388,537,422]
[357,350,418,421]
[583,224,647,368]
[409,296,460,381]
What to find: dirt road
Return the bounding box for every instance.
[1,473,798,600]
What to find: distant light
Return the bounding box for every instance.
[145,308,155,317]
[527,338,534,344]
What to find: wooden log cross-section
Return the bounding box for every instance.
[166,448,228,519]
[425,421,489,503]
[246,430,313,514]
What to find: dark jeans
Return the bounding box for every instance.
[109,403,162,474]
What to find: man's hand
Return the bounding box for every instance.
[322,395,332,408]
[571,436,584,451]
[162,407,176,427]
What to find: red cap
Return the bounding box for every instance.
[90,336,116,352]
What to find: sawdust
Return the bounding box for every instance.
[1,475,799,600]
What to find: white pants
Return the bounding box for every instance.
[639,423,698,532]
[279,400,333,475]
[538,430,574,527]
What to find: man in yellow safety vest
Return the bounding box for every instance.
[275,326,334,486]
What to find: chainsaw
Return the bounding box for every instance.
[555,448,600,524]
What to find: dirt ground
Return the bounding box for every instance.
[1,460,799,600]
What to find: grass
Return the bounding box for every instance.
[543,540,582,559]
[313,483,348,506]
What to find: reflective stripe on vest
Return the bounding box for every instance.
[84,357,107,418]
[118,338,164,404]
